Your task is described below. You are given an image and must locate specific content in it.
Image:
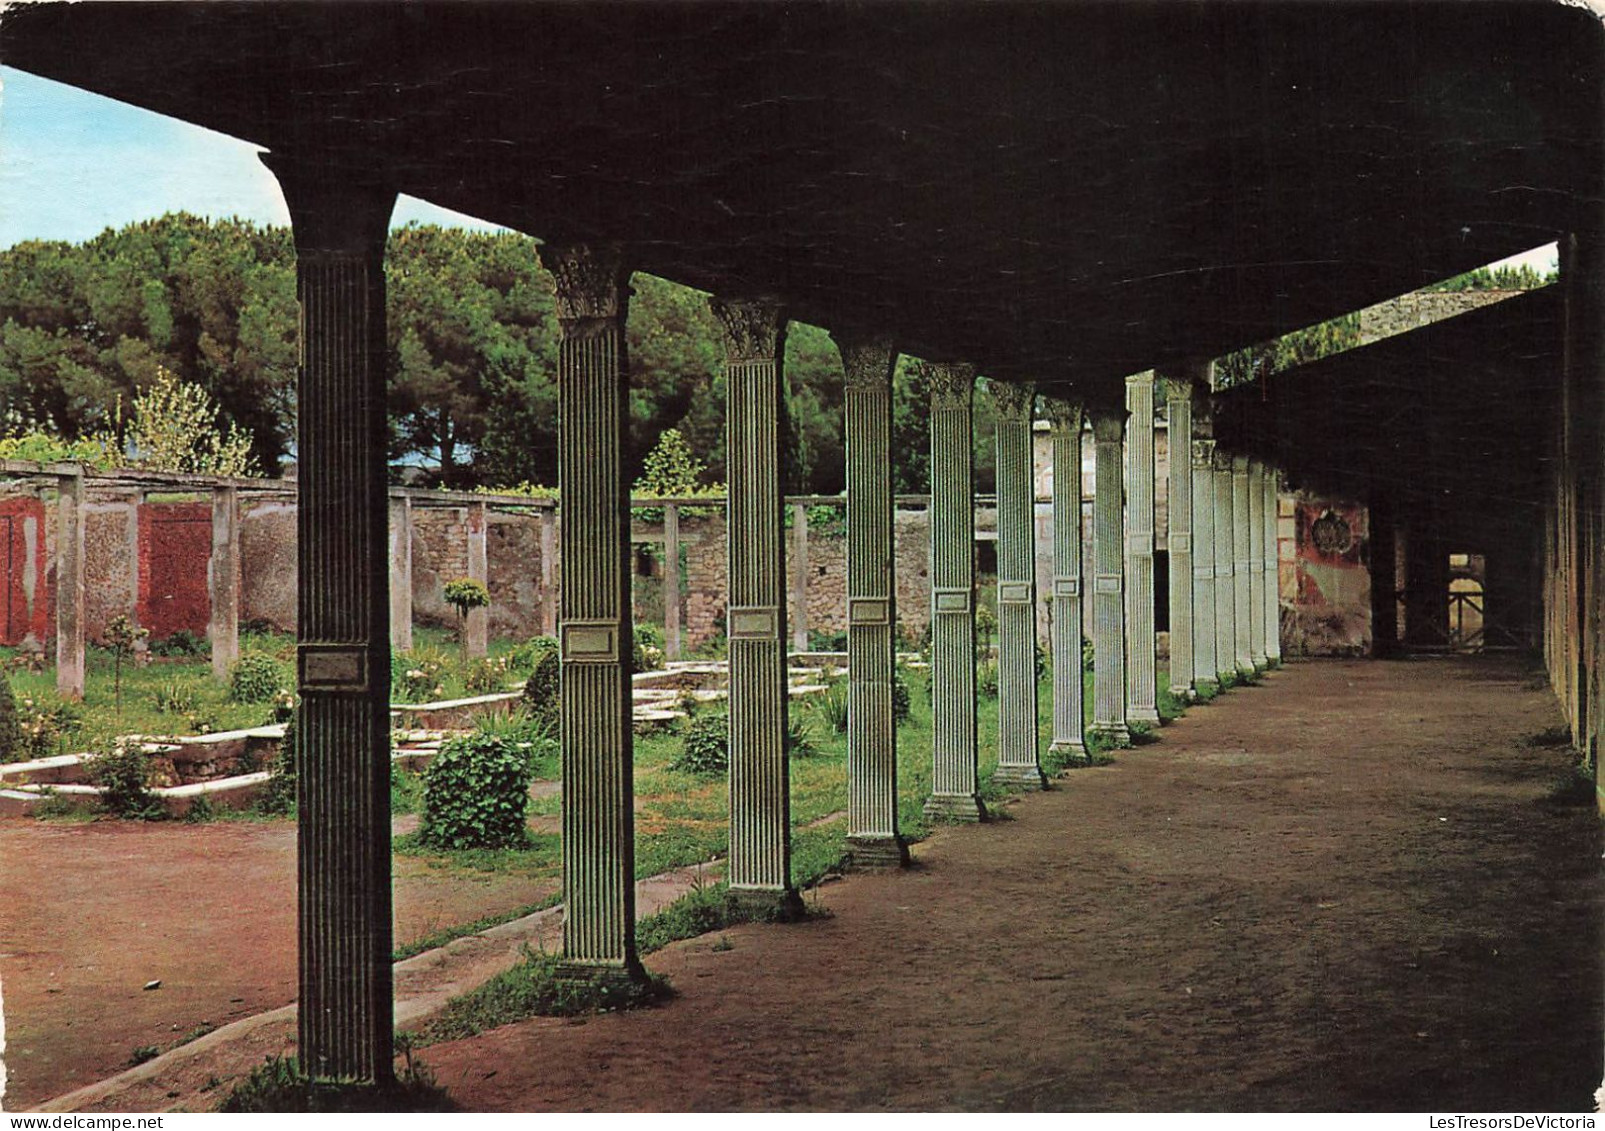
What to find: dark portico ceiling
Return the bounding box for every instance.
[2,1,1599,404]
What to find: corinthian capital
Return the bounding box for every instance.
[709,296,787,362]
[927,362,976,409]
[989,380,1035,420]
[832,333,897,391]
[537,241,631,324]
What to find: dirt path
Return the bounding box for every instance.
[0,817,557,1110]
[2,657,1599,1111]
[421,658,1601,1112]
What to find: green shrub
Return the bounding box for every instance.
[0,672,21,760]
[392,648,450,702]
[786,716,818,758]
[672,712,728,775]
[418,731,534,850]
[520,640,561,721]
[17,695,80,759]
[229,654,288,704]
[976,660,999,699]
[149,629,209,658]
[812,682,849,734]
[257,716,297,815]
[633,624,665,671]
[218,1054,453,1113]
[88,739,164,820]
[507,635,559,675]
[892,665,913,726]
[443,578,490,616]
[463,654,512,694]
[1082,635,1095,672]
[155,680,198,715]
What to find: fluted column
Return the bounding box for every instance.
[389,494,414,653]
[1089,410,1130,747]
[1247,460,1268,668]
[838,334,908,867]
[209,485,241,683]
[1190,437,1219,694]
[264,157,396,1083]
[711,297,802,915]
[1123,372,1159,722]
[55,469,85,700]
[1232,455,1255,677]
[993,380,1045,789]
[1045,398,1086,762]
[1212,450,1236,684]
[1164,377,1193,701]
[540,241,643,980]
[924,364,984,822]
[1264,467,1283,665]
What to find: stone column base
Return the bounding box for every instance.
[992,763,1047,791]
[553,957,649,990]
[725,884,806,923]
[846,834,910,870]
[1127,705,1161,724]
[924,792,987,823]
[1047,739,1088,763]
[1251,652,1269,669]
[1237,662,1259,681]
[1089,722,1131,748]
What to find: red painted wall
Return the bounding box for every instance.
[0,497,48,646]
[138,503,212,641]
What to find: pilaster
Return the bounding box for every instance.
[209,485,241,683]
[1044,397,1086,762]
[924,364,985,822]
[1164,376,1194,700]
[663,503,682,661]
[540,240,646,977]
[837,333,908,866]
[1089,410,1130,747]
[263,155,397,1083]
[1124,372,1159,722]
[711,296,804,910]
[992,380,1046,789]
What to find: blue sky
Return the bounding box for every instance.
[0,66,503,248]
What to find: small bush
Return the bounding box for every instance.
[392,648,450,703]
[786,716,818,758]
[149,629,209,658]
[1082,635,1095,672]
[229,654,288,704]
[218,1055,454,1113]
[87,739,164,820]
[418,731,534,850]
[17,695,81,759]
[463,654,512,695]
[976,660,999,699]
[443,578,490,616]
[633,624,666,672]
[520,640,561,722]
[812,683,849,734]
[892,665,913,726]
[0,672,22,760]
[672,712,728,775]
[155,680,199,715]
[506,635,558,675]
[257,716,297,816]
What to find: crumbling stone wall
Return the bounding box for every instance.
[240,500,296,631]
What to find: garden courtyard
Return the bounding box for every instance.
[0,653,1599,1111]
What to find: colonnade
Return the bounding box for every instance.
[265,162,1291,1083]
